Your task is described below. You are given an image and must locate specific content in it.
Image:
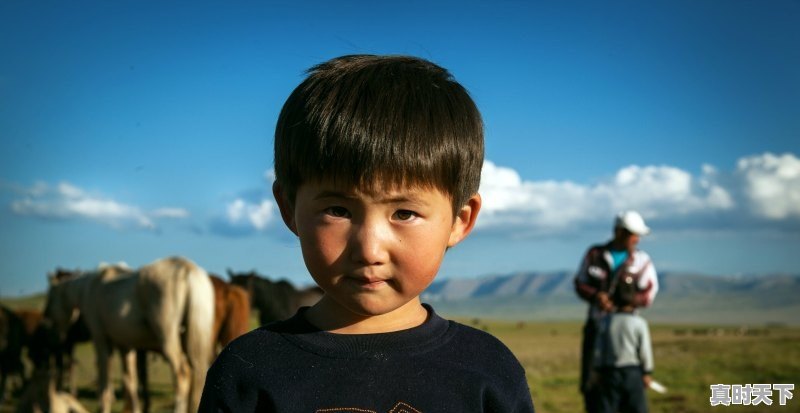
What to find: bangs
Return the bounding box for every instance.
[274,55,483,212]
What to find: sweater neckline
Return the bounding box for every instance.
[268,304,452,359]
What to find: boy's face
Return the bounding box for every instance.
[275,180,480,324]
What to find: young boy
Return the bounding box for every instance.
[199,55,535,412]
[591,276,654,413]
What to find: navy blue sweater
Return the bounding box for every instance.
[199,305,535,412]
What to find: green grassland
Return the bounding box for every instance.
[462,318,800,413]
[2,296,799,412]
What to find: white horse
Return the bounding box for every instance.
[44,257,215,413]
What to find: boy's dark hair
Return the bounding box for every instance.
[613,276,636,308]
[274,54,484,214]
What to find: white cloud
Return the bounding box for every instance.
[737,153,800,220]
[480,162,592,231]
[208,169,280,237]
[600,164,734,217]
[9,181,188,230]
[151,208,191,219]
[478,158,737,233]
[225,198,275,231]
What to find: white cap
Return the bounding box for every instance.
[615,210,650,235]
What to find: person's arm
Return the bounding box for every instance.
[639,318,654,377]
[633,254,658,308]
[642,373,652,388]
[574,248,601,302]
[503,376,536,413]
[484,345,536,413]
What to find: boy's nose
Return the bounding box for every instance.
[349,219,391,265]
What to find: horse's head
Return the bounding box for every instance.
[228,270,259,298]
[44,271,82,342]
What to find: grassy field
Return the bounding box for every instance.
[2,297,799,412]
[468,318,800,413]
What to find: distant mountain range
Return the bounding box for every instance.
[4,271,797,326]
[423,272,800,326]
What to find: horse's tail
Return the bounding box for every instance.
[182,262,215,413]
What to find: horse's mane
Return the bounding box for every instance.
[48,262,133,286]
[96,262,134,280]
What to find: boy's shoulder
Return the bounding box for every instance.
[442,320,525,372]
[446,319,517,353]
[610,311,649,329]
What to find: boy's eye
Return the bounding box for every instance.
[324,206,350,218]
[394,210,417,221]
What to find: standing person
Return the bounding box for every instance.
[592,275,654,413]
[199,54,535,412]
[590,276,653,413]
[574,211,658,412]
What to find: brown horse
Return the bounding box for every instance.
[208,275,251,348]
[228,270,323,325]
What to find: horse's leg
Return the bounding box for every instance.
[0,369,7,405]
[56,341,76,396]
[120,349,141,413]
[55,346,65,392]
[136,349,150,413]
[94,343,114,413]
[67,351,77,397]
[162,338,191,413]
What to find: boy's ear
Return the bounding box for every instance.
[448,193,482,248]
[272,182,298,236]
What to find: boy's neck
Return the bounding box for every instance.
[304,297,429,334]
[616,305,635,313]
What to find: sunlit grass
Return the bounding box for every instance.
[2,296,799,413]
[467,318,800,413]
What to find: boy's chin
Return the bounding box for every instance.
[332,295,425,320]
[343,297,415,317]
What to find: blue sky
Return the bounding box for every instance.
[1,1,799,296]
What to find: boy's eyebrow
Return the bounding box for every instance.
[313,190,426,204]
[313,190,357,200]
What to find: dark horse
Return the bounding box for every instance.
[47,268,93,395]
[228,270,323,325]
[0,305,25,405]
[1,303,68,406]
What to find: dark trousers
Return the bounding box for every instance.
[596,366,649,413]
[580,321,598,412]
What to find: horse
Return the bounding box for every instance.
[46,268,100,395]
[13,309,64,373]
[208,274,251,348]
[44,257,215,413]
[1,305,26,405]
[136,274,250,413]
[1,306,63,407]
[227,270,323,325]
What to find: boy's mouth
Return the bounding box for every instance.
[347,276,389,290]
